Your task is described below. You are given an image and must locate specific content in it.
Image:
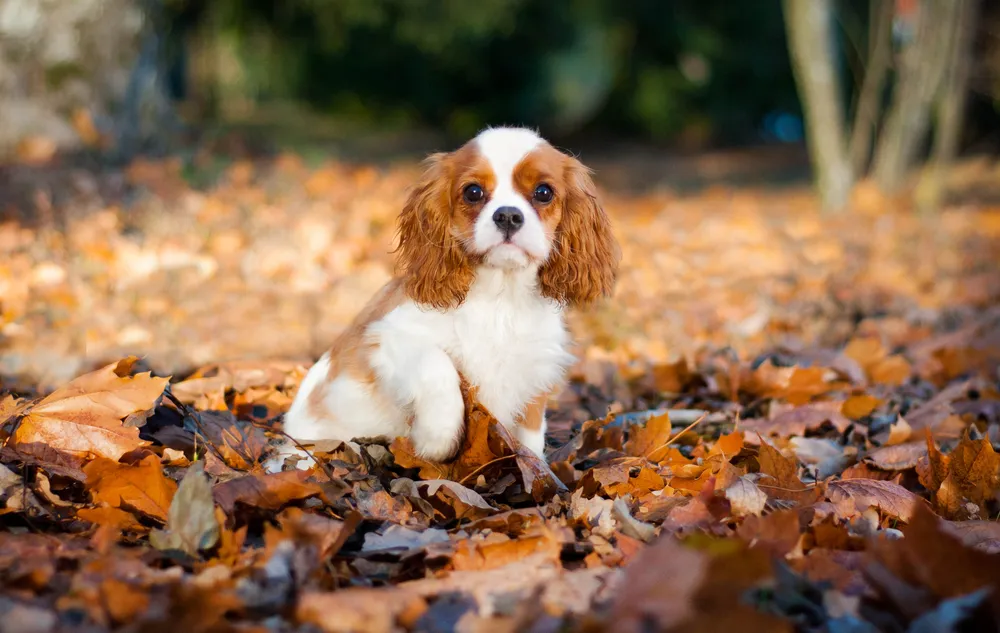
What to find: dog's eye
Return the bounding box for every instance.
[463,184,485,203]
[533,184,554,203]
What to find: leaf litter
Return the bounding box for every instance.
[1,152,1000,632]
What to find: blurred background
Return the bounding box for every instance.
[1,0,999,401]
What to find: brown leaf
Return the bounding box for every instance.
[274,507,359,560]
[297,588,427,633]
[736,508,802,557]
[417,479,495,520]
[623,411,672,460]
[390,384,504,482]
[869,355,912,386]
[724,475,768,517]
[885,416,913,445]
[864,442,927,471]
[826,478,923,522]
[867,502,1000,614]
[842,394,880,420]
[943,520,1000,553]
[450,528,561,572]
[742,404,852,441]
[948,434,1000,506]
[76,506,145,532]
[150,461,220,556]
[13,358,167,461]
[756,438,812,503]
[611,534,792,632]
[84,454,177,522]
[213,469,323,514]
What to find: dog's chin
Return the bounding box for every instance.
[484,243,533,270]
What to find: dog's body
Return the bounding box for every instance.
[268,127,618,470]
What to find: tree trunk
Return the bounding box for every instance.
[872,0,958,195]
[782,0,853,212]
[848,0,894,177]
[916,0,979,214]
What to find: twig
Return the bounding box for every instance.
[457,454,516,486]
[248,417,338,483]
[645,412,709,461]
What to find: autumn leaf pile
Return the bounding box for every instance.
[2,151,1000,632]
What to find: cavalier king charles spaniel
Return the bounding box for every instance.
[267,127,619,471]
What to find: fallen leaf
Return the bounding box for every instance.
[826,478,922,522]
[623,411,673,461]
[363,525,450,552]
[742,404,852,441]
[13,358,167,461]
[213,469,323,514]
[724,475,768,517]
[842,394,881,420]
[297,587,427,633]
[885,416,913,445]
[736,508,802,557]
[150,461,220,556]
[864,442,927,471]
[757,438,813,503]
[84,454,177,522]
[417,479,495,520]
[76,506,145,532]
[611,496,655,542]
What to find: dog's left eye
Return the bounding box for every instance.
[533,184,554,203]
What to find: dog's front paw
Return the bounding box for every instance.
[409,392,464,462]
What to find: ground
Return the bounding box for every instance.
[2,142,1000,632]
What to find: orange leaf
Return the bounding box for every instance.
[623,412,673,461]
[84,454,177,522]
[213,470,324,515]
[14,357,167,461]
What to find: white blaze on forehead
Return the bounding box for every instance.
[471,127,551,267]
[474,127,543,184]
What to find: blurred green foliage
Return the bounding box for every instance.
[167,0,800,144]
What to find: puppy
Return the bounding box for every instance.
[268,127,618,471]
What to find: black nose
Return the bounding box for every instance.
[492,206,524,238]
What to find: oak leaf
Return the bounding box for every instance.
[150,461,220,556]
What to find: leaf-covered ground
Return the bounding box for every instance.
[2,150,1000,632]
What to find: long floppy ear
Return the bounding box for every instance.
[394,153,475,309]
[538,157,620,306]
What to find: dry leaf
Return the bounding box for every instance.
[150,461,220,555]
[826,478,923,522]
[14,358,167,461]
[885,416,913,445]
[84,454,177,522]
[213,470,323,514]
[725,475,768,517]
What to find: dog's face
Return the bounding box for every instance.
[394,127,620,308]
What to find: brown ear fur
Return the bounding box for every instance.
[538,158,620,306]
[394,153,475,308]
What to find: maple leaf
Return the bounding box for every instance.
[12,357,167,461]
[623,411,673,461]
[756,437,814,504]
[83,454,177,522]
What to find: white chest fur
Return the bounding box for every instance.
[376,266,574,426]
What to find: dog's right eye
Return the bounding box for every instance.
[463,184,485,203]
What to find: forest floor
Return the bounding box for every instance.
[2,140,1000,632]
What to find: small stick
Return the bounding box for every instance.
[645,412,709,461]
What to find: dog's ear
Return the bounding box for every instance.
[394,153,475,308]
[539,155,619,306]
